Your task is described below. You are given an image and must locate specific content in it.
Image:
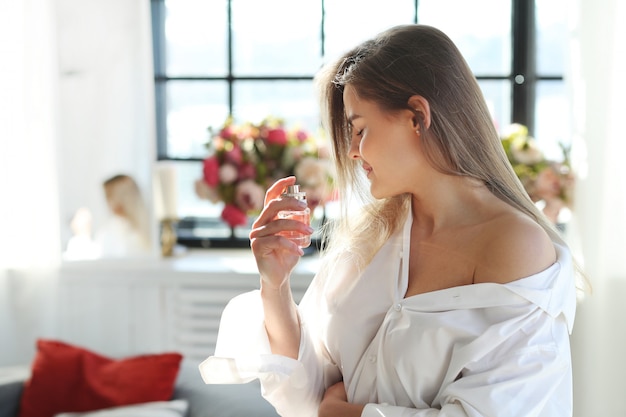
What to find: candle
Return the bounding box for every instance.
[156,162,178,220]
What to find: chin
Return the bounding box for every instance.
[370,182,402,200]
[369,184,389,200]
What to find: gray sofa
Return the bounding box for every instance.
[0,360,280,417]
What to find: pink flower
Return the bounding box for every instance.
[266,128,287,145]
[295,130,309,143]
[221,203,248,227]
[199,117,334,228]
[238,162,257,181]
[220,126,234,138]
[224,145,243,165]
[202,157,219,187]
[234,180,265,213]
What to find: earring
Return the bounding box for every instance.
[414,109,421,135]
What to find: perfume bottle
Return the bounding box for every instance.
[277,184,311,248]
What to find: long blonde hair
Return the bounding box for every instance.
[103,174,151,250]
[316,24,586,287]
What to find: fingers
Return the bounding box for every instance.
[264,176,296,205]
[250,217,313,241]
[252,197,308,229]
[254,177,307,230]
[250,234,304,257]
[250,175,311,256]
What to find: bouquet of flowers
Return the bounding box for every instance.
[195,116,333,228]
[501,123,575,223]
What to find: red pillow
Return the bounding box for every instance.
[18,339,183,417]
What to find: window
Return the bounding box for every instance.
[150,0,568,244]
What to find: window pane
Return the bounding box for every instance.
[169,161,239,240]
[173,160,223,218]
[535,80,570,160]
[324,0,415,63]
[231,0,322,76]
[418,0,511,75]
[164,0,228,76]
[232,80,319,132]
[478,80,512,133]
[166,81,229,159]
[536,0,567,75]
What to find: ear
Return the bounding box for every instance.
[111,204,125,217]
[407,95,431,131]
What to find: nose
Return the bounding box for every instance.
[348,136,361,160]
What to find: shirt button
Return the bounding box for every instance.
[394,303,402,312]
[369,355,376,363]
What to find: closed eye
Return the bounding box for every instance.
[348,125,364,139]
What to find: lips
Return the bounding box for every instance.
[362,163,372,177]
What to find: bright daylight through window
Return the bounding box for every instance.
[150,0,568,247]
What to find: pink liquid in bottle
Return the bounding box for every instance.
[277,185,311,248]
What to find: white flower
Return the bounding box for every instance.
[502,123,528,139]
[194,179,220,203]
[510,136,543,165]
[295,157,332,210]
[218,163,238,184]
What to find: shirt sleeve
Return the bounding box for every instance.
[199,282,338,417]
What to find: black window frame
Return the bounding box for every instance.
[151,0,556,162]
[150,0,564,250]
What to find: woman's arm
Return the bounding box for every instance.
[319,382,365,417]
[260,277,301,358]
[249,176,314,358]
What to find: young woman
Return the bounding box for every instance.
[200,24,580,417]
[95,174,152,258]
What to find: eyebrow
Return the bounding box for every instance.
[347,114,363,125]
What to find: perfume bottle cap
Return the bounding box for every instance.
[285,185,300,194]
[282,184,306,202]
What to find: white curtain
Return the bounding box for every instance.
[0,0,157,366]
[0,0,157,270]
[0,0,61,269]
[0,0,61,365]
[568,0,626,416]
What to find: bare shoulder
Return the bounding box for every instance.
[473,211,556,284]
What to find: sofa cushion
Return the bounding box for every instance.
[0,380,24,417]
[172,360,280,417]
[18,339,183,417]
[54,399,188,417]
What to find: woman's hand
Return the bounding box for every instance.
[319,381,364,417]
[249,176,313,289]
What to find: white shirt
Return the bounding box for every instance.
[199,212,577,417]
[94,215,150,259]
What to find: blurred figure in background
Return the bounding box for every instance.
[63,206,100,260]
[94,174,152,258]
